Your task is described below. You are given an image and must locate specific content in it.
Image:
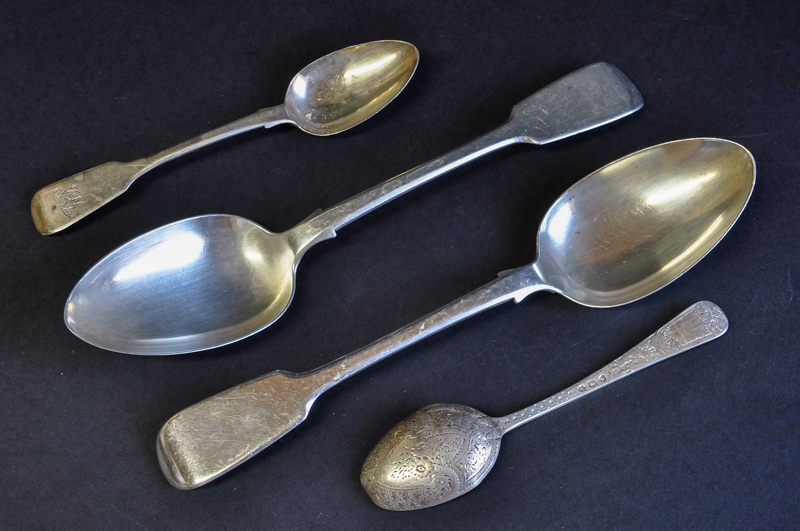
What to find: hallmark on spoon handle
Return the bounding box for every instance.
[497,301,728,433]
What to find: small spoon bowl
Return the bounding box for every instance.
[286,40,420,135]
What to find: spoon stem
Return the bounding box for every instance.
[135,104,291,170]
[311,264,544,387]
[287,123,520,254]
[495,301,728,435]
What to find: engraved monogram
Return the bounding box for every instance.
[53,184,83,219]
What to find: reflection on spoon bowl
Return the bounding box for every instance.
[65,216,297,354]
[535,137,755,307]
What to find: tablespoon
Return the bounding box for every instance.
[156,139,755,489]
[361,301,728,510]
[65,62,644,355]
[31,40,419,235]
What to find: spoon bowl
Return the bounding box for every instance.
[65,216,298,354]
[285,40,420,135]
[536,138,756,306]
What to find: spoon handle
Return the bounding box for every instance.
[157,265,545,489]
[495,301,728,434]
[286,125,520,252]
[31,105,290,235]
[286,62,644,254]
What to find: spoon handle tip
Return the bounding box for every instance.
[31,161,137,235]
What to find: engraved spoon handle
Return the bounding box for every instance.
[286,62,644,254]
[496,301,729,434]
[157,265,547,489]
[31,105,291,235]
[285,122,521,253]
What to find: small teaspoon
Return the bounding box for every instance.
[361,301,728,510]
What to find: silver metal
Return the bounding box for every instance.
[155,139,754,489]
[66,63,645,355]
[31,40,420,234]
[361,301,729,510]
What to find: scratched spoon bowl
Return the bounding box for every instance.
[65,62,644,355]
[156,139,753,490]
[361,301,729,510]
[31,40,419,234]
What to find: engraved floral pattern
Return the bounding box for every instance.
[497,301,727,432]
[361,404,501,510]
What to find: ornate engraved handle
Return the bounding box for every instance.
[496,301,728,433]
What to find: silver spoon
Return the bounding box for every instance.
[65,62,644,355]
[31,40,420,235]
[155,139,755,489]
[361,301,728,510]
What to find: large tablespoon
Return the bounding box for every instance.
[361,301,728,510]
[156,138,755,489]
[65,62,644,355]
[31,40,420,235]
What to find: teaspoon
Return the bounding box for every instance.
[31,40,419,235]
[155,139,754,489]
[361,301,728,510]
[65,62,643,355]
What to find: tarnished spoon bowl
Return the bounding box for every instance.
[285,40,420,135]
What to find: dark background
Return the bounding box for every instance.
[2,0,797,528]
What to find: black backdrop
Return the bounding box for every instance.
[2,1,798,528]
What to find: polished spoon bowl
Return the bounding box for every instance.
[361,301,729,510]
[31,40,420,235]
[156,139,755,489]
[65,62,644,355]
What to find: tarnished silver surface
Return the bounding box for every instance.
[156,140,754,489]
[31,40,419,234]
[361,301,729,510]
[67,63,644,355]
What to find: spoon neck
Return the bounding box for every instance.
[287,126,521,249]
[305,264,548,389]
[135,104,292,171]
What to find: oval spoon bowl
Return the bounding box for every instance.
[65,216,297,354]
[537,138,755,307]
[286,40,420,135]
